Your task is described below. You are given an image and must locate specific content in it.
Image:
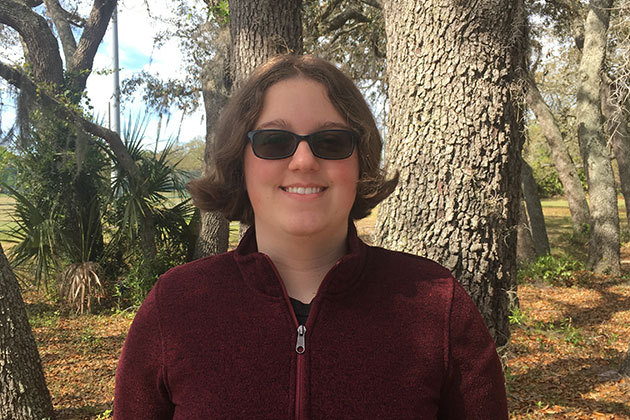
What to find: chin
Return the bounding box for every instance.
[281,218,345,238]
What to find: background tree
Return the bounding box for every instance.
[524,71,591,232]
[606,0,630,230]
[521,159,551,257]
[576,0,620,274]
[229,0,302,88]
[0,243,54,420]
[304,0,386,122]
[375,0,528,345]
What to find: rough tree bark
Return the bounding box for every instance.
[227,0,303,238]
[229,0,303,89]
[195,30,231,258]
[0,244,55,420]
[576,0,620,274]
[525,73,591,233]
[517,200,537,262]
[521,159,551,257]
[376,0,527,346]
[601,74,630,229]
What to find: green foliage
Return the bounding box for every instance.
[524,124,565,198]
[558,317,584,346]
[95,410,113,420]
[6,111,195,312]
[2,182,62,287]
[112,247,185,309]
[509,305,529,326]
[517,254,585,286]
[0,145,17,190]
[208,0,229,26]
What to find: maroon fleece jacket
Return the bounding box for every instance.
[114,225,508,419]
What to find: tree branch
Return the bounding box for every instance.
[0,60,141,183]
[324,8,371,33]
[43,0,77,64]
[60,6,87,27]
[70,0,116,92]
[320,0,343,23]
[359,0,381,9]
[0,0,64,86]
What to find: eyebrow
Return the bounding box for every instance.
[255,119,351,131]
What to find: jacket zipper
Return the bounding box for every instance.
[295,324,306,420]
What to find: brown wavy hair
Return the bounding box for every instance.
[186,54,398,224]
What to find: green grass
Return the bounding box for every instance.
[0,194,16,249]
[541,196,629,260]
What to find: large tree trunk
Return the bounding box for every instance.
[196,40,231,258]
[0,244,55,420]
[521,159,551,257]
[228,0,303,237]
[525,73,591,233]
[601,74,630,230]
[517,200,537,263]
[576,0,620,274]
[376,0,527,346]
[229,0,303,89]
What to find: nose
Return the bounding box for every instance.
[288,139,320,171]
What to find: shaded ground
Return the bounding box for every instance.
[505,251,630,419]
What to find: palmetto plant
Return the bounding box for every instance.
[58,261,104,314]
[2,183,59,287]
[5,113,195,312]
[105,115,194,254]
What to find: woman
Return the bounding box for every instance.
[114,55,508,419]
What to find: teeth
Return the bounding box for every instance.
[285,186,323,194]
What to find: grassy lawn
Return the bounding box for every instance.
[0,194,16,247]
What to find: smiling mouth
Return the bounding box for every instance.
[281,186,326,194]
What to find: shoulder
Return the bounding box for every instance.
[356,244,460,312]
[153,251,240,300]
[365,244,454,282]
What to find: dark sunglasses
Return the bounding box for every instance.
[247,129,357,160]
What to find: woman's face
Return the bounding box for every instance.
[243,77,359,239]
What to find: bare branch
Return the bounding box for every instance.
[325,8,371,33]
[43,0,77,63]
[359,0,381,9]
[70,0,116,92]
[59,6,87,27]
[320,0,343,23]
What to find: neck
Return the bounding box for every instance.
[255,223,349,303]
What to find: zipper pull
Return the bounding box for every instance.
[296,325,306,354]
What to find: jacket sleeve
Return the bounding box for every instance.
[114,282,174,419]
[438,280,508,420]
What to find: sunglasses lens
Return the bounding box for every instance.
[311,131,355,159]
[249,130,356,159]
[251,131,296,159]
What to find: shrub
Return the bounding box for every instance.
[517,254,585,286]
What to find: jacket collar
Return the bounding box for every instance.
[233,222,368,300]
